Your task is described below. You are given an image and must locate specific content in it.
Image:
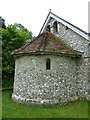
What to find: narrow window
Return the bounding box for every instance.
[65,26,69,30]
[46,58,51,70]
[47,25,51,32]
[53,21,58,33]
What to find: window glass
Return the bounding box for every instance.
[47,25,50,32]
[46,58,51,70]
[53,21,58,33]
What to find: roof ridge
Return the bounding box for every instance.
[43,32,48,51]
[38,32,48,51]
[38,33,45,51]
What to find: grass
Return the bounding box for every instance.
[2,90,89,118]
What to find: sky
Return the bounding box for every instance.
[0,0,89,36]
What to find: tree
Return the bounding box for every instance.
[2,23,33,84]
[15,23,33,42]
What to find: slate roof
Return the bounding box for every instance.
[12,32,82,57]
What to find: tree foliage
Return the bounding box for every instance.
[2,23,33,82]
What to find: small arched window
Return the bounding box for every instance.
[46,58,51,70]
[47,25,51,32]
[53,21,58,33]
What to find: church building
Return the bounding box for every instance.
[12,11,90,105]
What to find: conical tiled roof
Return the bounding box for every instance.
[12,32,82,57]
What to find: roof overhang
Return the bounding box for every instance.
[39,12,89,41]
[13,51,82,58]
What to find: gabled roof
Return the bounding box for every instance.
[39,11,89,41]
[12,32,82,57]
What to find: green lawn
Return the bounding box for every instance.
[2,90,88,118]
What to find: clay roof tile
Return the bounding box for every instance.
[12,32,82,57]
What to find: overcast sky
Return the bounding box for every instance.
[0,0,89,36]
